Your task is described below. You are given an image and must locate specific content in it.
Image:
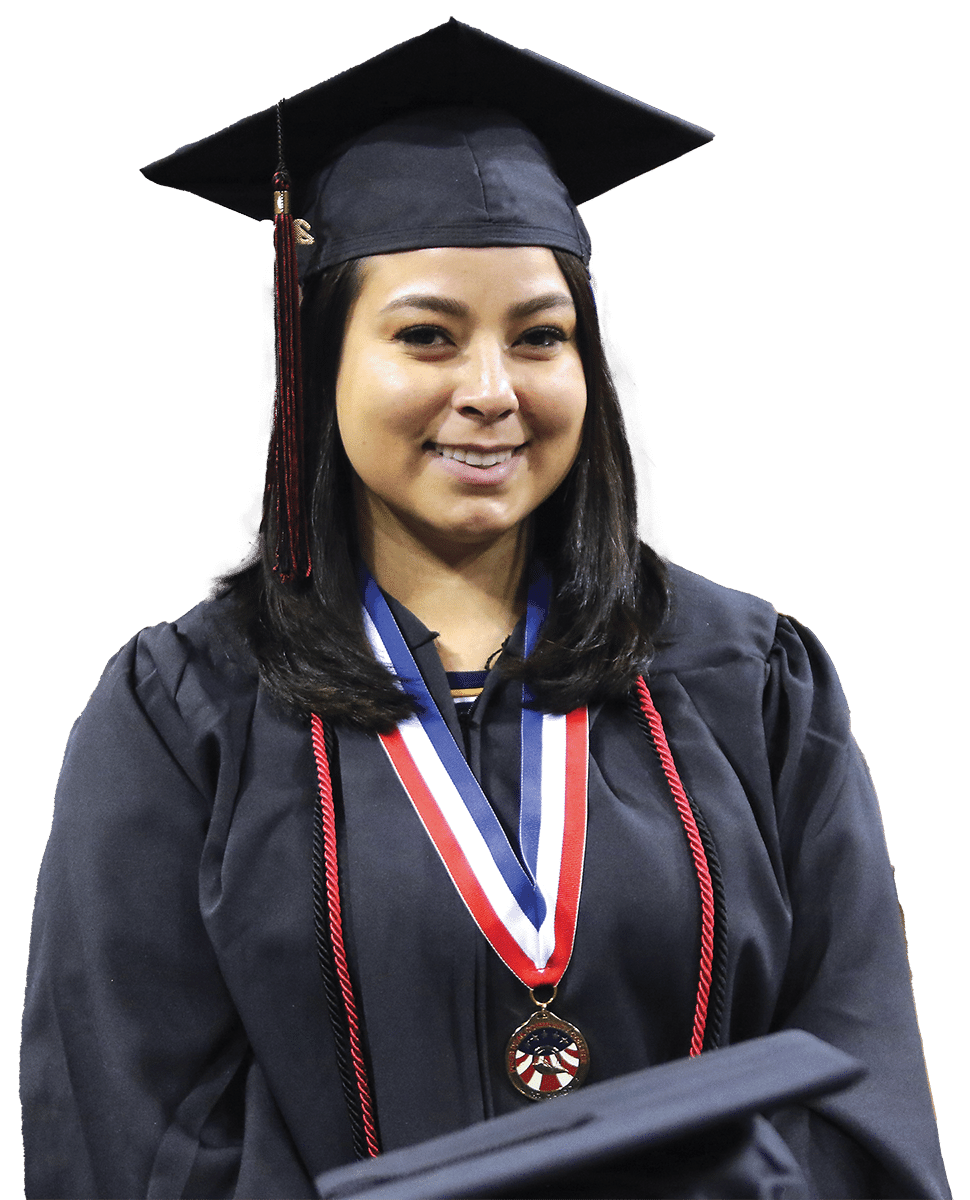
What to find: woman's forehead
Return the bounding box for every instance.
[354,247,573,306]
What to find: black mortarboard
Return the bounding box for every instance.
[141,19,712,582]
[142,18,712,273]
[313,1031,864,1200]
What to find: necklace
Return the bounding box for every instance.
[361,569,590,1099]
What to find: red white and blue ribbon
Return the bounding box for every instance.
[361,572,588,989]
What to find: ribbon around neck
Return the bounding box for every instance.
[361,571,588,988]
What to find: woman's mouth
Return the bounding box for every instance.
[430,444,517,468]
[425,442,523,486]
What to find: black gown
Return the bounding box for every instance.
[21,563,950,1199]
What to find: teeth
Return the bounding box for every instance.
[435,445,514,467]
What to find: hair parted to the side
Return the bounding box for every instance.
[218,249,668,730]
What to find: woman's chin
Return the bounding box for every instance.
[415,518,528,555]
[360,493,531,558]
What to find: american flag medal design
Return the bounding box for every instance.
[506,1008,590,1100]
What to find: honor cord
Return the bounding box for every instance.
[311,714,381,1157]
[636,676,715,1057]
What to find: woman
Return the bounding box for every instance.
[21,20,950,1200]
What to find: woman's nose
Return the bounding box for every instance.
[452,341,519,421]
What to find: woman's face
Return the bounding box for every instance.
[335,246,587,558]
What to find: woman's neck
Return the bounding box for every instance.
[363,524,529,673]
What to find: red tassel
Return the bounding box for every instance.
[268,167,311,583]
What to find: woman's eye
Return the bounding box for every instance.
[517,325,569,349]
[395,325,452,348]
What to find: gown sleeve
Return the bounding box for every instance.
[763,615,950,1199]
[20,623,316,1200]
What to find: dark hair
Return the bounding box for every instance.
[218,249,668,729]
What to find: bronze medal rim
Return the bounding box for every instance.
[505,1009,590,1100]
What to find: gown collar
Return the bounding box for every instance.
[381,589,526,759]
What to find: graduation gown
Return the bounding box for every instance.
[21,563,950,1199]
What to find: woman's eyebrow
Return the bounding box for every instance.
[380,291,574,319]
[381,294,469,317]
[507,292,574,319]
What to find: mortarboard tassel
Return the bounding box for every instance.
[267,101,312,583]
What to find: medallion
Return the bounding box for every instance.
[506,989,590,1100]
[362,571,592,1093]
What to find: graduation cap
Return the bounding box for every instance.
[142,19,713,582]
[314,1031,864,1200]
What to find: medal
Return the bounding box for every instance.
[361,570,591,1097]
[506,986,590,1099]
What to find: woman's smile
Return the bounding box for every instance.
[335,245,587,554]
[429,444,518,467]
[426,441,525,487]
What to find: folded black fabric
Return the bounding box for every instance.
[314,1030,863,1199]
